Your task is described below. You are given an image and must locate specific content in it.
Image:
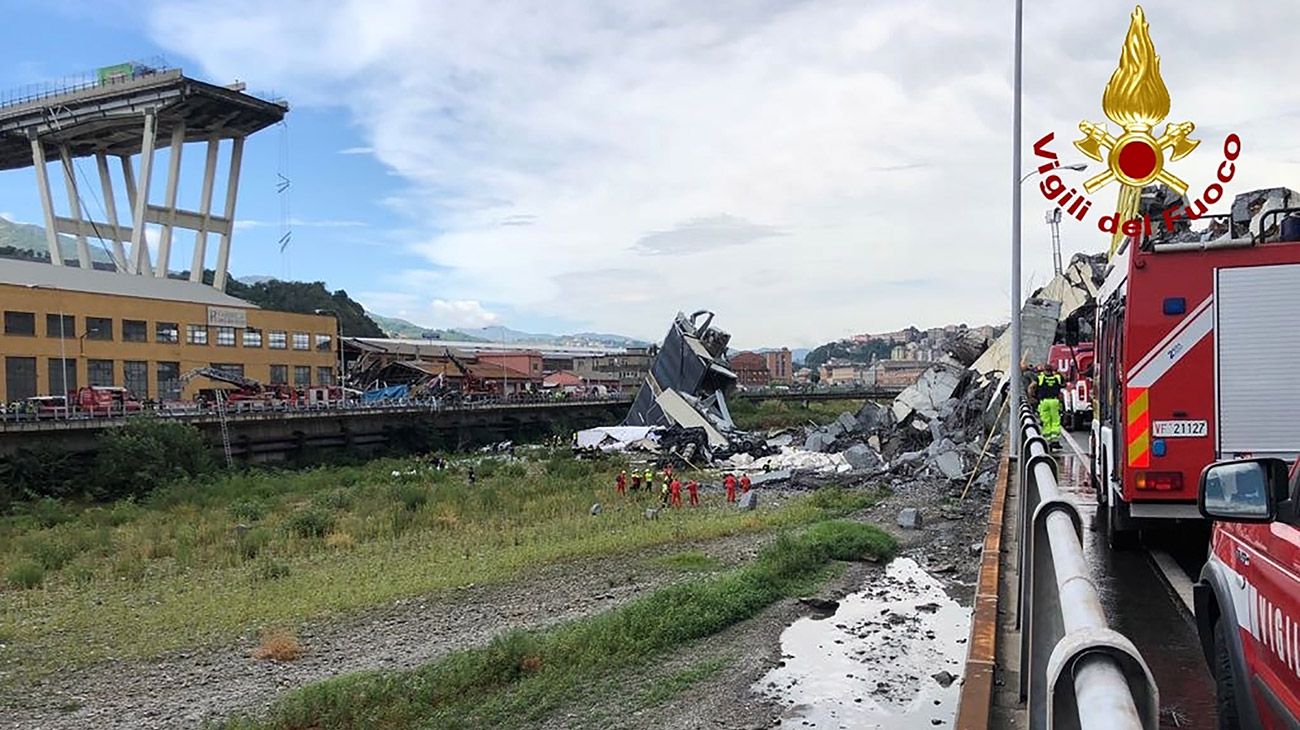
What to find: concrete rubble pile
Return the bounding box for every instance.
[575,309,775,465]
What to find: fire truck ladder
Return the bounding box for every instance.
[179,367,249,468]
[214,389,234,468]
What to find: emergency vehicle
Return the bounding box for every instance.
[1091,194,1300,548]
[1047,342,1093,431]
[1193,457,1300,728]
[70,386,143,416]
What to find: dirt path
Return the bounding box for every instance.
[0,529,777,730]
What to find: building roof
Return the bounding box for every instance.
[543,371,585,386]
[0,257,254,307]
[728,351,768,369]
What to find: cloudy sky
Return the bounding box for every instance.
[2,1,1298,347]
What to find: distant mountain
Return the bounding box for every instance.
[0,217,116,268]
[236,275,276,285]
[791,348,810,364]
[224,278,385,338]
[359,319,646,348]
[460,325,647,348]
[368,314,485,341]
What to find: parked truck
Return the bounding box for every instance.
[1091,188,1300,547]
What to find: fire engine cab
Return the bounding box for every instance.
[1091,188,1300,547]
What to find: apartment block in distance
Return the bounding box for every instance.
[0,259,337,403]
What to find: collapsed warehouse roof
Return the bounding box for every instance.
[623,310,737,437]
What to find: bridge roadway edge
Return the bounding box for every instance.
[956,446,1019,729]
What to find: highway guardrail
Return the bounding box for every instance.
[1015,401,1158,729]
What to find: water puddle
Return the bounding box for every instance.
[756,557,971,729]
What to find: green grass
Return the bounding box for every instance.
[807,486,886,516]
[635,655,733,708]
[0,451,846,677]
[652,550,724,572]
[219,520,895,730]
[728,398,867,431]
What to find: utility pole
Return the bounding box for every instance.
[1009,0,1024,452]
[1047,207,1064,277]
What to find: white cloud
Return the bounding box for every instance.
[148,1,1300,346]
[358,290,499,329]
[234,218,367,230]
[431,299,498,328]
[337,146,374,155]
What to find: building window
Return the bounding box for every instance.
[294,365,312,386]
[187,325,208,345]
[87,359,115,386]
[317,367,335,386]
[269,331,287,350]
[123,319,148,342]
[156,322,179,344]
[123,360,148,398]
[4,311,35,336]
[48,358,76,395]
[292,332,309,350]
[46,313,75,338]
[157,362,181,401]
[243,328,263,348]
[211,363,245,378]
[315,333,332,352]
[269,364,288,384]
[86,317,113,340]
[5,357,36,402]
[215,326,236,347]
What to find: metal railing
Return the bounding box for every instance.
[0,392,635,428]
[1015,401,1158,729]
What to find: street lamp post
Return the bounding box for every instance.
[1010,0,1024,453]
[1019,162,1086,184]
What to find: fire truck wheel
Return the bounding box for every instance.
[1213,617,1241,729]
[1106,497,1139,550]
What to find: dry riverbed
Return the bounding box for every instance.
[1,478,988,730]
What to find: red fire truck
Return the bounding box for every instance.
[1091,195,1300,547]
[1047,342,1094,431]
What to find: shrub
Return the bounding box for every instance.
[391,484,429,512]
[284,509,335,539]
[24,497,74,529]
[252,629,304,661]
[229,500,266,523]
[5,560,44,590]
[0,445,81,502]
[808,487,879,516]
[18,532,82,571]
[250,557,291,582]
[92,420,214,501]
[324,532,356,550]
[238,527,273,560]
[313,489,353,511]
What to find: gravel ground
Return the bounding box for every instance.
[0,479,989,730]
[0,527,780,730]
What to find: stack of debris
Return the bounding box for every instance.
[577,309,779,466]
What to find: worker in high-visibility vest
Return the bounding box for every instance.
[1029,364,1065,448]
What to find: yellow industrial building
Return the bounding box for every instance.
[0,259,337,402]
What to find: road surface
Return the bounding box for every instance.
[1059,430,1216,729]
